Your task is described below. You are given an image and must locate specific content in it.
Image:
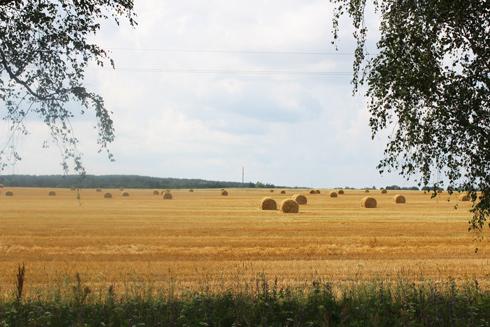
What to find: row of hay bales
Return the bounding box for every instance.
[258,193,446,211]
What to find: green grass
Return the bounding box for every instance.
[2,271,490,326]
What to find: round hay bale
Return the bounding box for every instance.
[329,191,338,198]
[364,189,370,193]
[5,190,13,196]
[48,191,56,196]
[315,190,321,194]
[119,188,124,191]
[280,190,286,194]
[259,197,277,210]
[153,190,159,195]
[393,194,406,203]
[70,186,76,191]
[270,189,274,193]
[292,194,307,205]
[280,199,299,213]
[437,189,443,194]
[96,188,102,192]
[162,191,172,200]
[103,192,112,198]
[189,189,194,192]
[338,189,344,195]
[361,197,377,208]
[122,192,129,197]
[0,184,3,188]
[221,190,228,196]
[459,194,470,201]
[309,189,316,194]
[381,189,388,194]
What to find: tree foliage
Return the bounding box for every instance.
[331,0,490,232]
[0,0,136,173]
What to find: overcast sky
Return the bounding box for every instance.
[2,0,422,189]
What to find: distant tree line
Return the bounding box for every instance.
[0,175,281,189]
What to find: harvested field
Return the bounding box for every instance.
[0,188,489,295]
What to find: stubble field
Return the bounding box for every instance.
[1,187,489,295]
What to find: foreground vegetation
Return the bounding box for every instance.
[2,270,490,327]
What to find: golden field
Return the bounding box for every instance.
[1,187,489,294]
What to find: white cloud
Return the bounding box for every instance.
[3,0,414,188]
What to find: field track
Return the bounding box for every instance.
[1,187,489,294]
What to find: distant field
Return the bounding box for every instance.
[1,187,489,295]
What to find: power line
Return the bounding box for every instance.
[106,48,357,56]
[87,67,352,76]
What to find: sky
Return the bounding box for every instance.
[1,0,422,189]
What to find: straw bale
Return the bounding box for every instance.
[280,199,299,213]
[338,189,344,194]
[0,184,3,188]
[221,190,228,196]
[119,188,124,191]
[103,192,112,198]
[5,191,13,196]
[270,189,274,193]
[361,197,377,208]
[70,186,76,191]
[315,190,321,194]
[153,190,159,195]
[163,191,173,199]
[459,194,470,201]
[309,190,316,194]
[122,192,129,197]
[48,191,56,196]
[96,188,102,192]
[364,190,370,193]
[280,190,286,194]
[381,189,388,194]
[259,197,277,210]
[292,194,307,205]
[329,191,338,198]
[189,189,194,192]
[393,194,406,203]
[437,189,443,194]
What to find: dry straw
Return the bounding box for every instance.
[103,192,112,199]
[119,188,124,191]
[338,189,344,195]
[96,188,102,192]
[292,194,307,205]
[270,189,274,193]
[459,194,470,201]
[315,190,321,194]
[221,190,228,196]
[189,189,194,192]
[5,190,13,196]
[280,190,286,194]
[393,194,406,203]
[329,191,338,198]
[122,192,129,197]
[70,186,76,191]
[153,190,159,195]
[259,197,277,210]
[280,199,299,213]
[48,191,56,196]
[0,184,3,188]
[361,196,377,208]
[381,189,388,194]
[364,190,370,193]
[163,191,172,199]
[309,190,316,194]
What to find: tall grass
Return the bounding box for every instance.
[1,268,490,326]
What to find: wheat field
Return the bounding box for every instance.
[1,187,489,294]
